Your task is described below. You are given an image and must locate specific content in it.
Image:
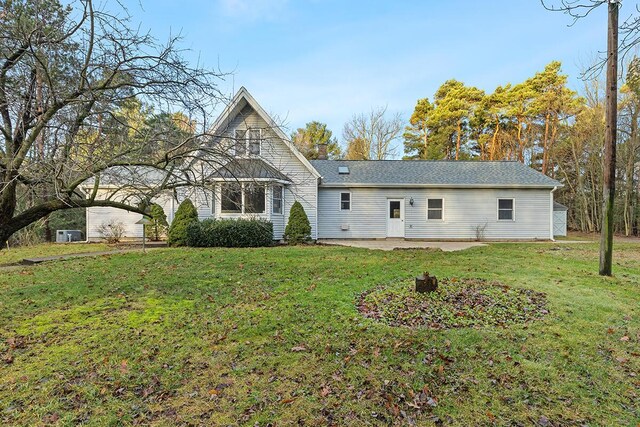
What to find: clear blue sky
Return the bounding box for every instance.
[122,0,606,150]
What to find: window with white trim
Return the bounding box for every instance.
[220,183,266,214]
[234,128,262,156]
[221,183,242,213]
[272,185,283,214]
[498,198,515,221]
[234,130,247,156]
[245,183,265,213]
[427,198,443,220]
[248,129,261,155]
[340,192,351,210]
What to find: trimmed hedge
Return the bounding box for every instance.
[186,218,273,248]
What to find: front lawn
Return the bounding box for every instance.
[0,243,111,266]
[0,243,638,425]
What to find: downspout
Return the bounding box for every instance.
[550,186,558,241]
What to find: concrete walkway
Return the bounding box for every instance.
[317,239,486,252]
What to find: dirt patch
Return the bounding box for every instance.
[357,278,548,329]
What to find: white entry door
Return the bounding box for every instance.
[387,199,405,238]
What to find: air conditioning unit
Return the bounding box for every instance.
[56,230,83,243]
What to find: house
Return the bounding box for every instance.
[85,87,564,242]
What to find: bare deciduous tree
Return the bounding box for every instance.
[0,0,233,244]
[343,106,403,160]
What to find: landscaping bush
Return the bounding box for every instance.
[284,200,311,244]
[186,218,273,248]
[168,199,198,246]
[145,203,169,241]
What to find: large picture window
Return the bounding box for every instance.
[427,198,444,220]
[220,183,266,214]
[221,183,242,213]
[245,184,265,213]
[498,198,515,221]
[272,185,283,214]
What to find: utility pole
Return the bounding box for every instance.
[600,0,619,276]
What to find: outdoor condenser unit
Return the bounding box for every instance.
[56,230,83,243]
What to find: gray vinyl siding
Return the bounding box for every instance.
[317,187,552,240]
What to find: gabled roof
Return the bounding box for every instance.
[310,160,563,189]
[212,159,291,182]
[209,87,320,178]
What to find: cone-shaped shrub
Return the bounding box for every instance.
[284,200,311,244]
[168,198,198,246]
[145,203,169,241]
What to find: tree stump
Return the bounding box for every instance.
[416,271,438,293]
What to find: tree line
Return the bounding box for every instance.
[292,60,639,236]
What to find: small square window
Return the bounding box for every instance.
[498,198,514,221]
[340,192,351,210]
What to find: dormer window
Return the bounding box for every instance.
[234,128,262,156]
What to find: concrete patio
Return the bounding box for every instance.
[317,239,486,252]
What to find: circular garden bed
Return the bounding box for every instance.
[356,278,548,329]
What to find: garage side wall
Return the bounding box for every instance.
[317,187,552,240]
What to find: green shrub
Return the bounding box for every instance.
[284,200,311,244]
[186,218,273,248]
[168,198,198,246]
[145,203,169,241]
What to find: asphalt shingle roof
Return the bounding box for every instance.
[310,160,562,188]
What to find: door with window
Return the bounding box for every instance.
[387,199,405,238]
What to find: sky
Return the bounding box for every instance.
[121,0,607,154]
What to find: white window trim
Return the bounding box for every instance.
[340,191,351,211]
[272,185,284,215]
[220,182,267,214]
[426,197,445,221]
[497,198,516,221]
[234,128,262,156]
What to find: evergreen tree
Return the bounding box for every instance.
[145,203,169,241]
[291,121,342,159]
[168,199,199,246]
[284,201,312,244]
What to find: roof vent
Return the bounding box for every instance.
[338,166,349,174]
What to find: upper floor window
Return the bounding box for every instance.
[498,198,515,221]
[234,128,261,156]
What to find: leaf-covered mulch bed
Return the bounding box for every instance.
[357,278,548,329]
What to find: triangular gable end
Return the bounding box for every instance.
[209,87,320,178]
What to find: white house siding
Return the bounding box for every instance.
[317,187,552,240]
[86,190,174,240]
[216,105,318,239]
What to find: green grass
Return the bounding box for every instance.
[0,242,638,426]
[0,243,111,265]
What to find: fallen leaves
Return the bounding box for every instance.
[356,278,548,329]
[290,345,307,352]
